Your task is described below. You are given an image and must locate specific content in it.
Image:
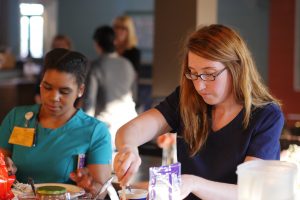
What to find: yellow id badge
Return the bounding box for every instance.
[8,126,35,147]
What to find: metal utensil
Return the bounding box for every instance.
[93,176,114,200]
[27,177,36,196]
[126,185,132,193]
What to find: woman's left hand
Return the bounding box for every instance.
[70,168,101,196]
[180,174,195,199]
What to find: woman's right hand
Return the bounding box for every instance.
[70,168,101,197]
[113,145,141,186]
[4,156,17,176]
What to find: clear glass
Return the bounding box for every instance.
[161,133,177,166]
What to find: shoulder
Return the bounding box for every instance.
[117,56,133,66]
[155,87,181,115]
[250,103,284,129]
[75,109,109,130]
[157,86,180,106]
[1,104,39,127]
[165,86,180,102]
[252,103,283,119]
[7,104,39,118]
[100,54,132,66]
[115,56,135,73]
[154,86,181,131]
[125,47,141,55]
[90,58,102,70]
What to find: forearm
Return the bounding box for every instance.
[187,157,258,199]
[115,120,148,149]
[115,108,171,150]
[87,164,112,184]
[71,164,112,199]
[187,175,237,200]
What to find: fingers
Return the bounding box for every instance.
[4,157,17,176]
[70,168,103,197]
[70,168,94,191]
[119,156,141,186]
[113,146,141,186]
[114,151,129,173]
[157,133,176,148]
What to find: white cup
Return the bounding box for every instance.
[118,189,148,200]
[236,160,297,200]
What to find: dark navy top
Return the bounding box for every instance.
[155,87,284,200]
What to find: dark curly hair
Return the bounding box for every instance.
[43,48,88,86]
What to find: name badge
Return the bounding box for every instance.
[8,126,35,147]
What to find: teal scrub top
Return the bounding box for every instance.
[0,104,112,183]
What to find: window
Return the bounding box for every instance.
[20,3,44,59]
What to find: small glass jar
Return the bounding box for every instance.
[36,186,68,200]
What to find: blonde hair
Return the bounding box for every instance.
[180,24,281,156]
[113,15,138,49]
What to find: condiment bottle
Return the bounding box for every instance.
[36,186,68,200]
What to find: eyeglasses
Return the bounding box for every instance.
[185,67,227,81]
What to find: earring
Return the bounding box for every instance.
[78,94,82,98]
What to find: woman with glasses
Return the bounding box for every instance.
[113,24,284,199]
[113,15,141,73]
[113,15,141,109]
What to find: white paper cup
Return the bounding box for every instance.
[118,189,148,200]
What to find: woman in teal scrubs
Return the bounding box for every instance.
[0,48,112,197]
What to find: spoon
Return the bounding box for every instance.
[28,177,36,196]
[93,176,114,200]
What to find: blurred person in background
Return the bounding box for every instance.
[0,48,112,199]
[0,47,16,70]
[84,25,137,151]
[51,34,72,50]
[113,15,141,73]
[113,15,141,109]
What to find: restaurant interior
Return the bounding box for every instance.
[0,0,300,198]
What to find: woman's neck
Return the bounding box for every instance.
[39,107,77,129]
[211,97,243,132]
